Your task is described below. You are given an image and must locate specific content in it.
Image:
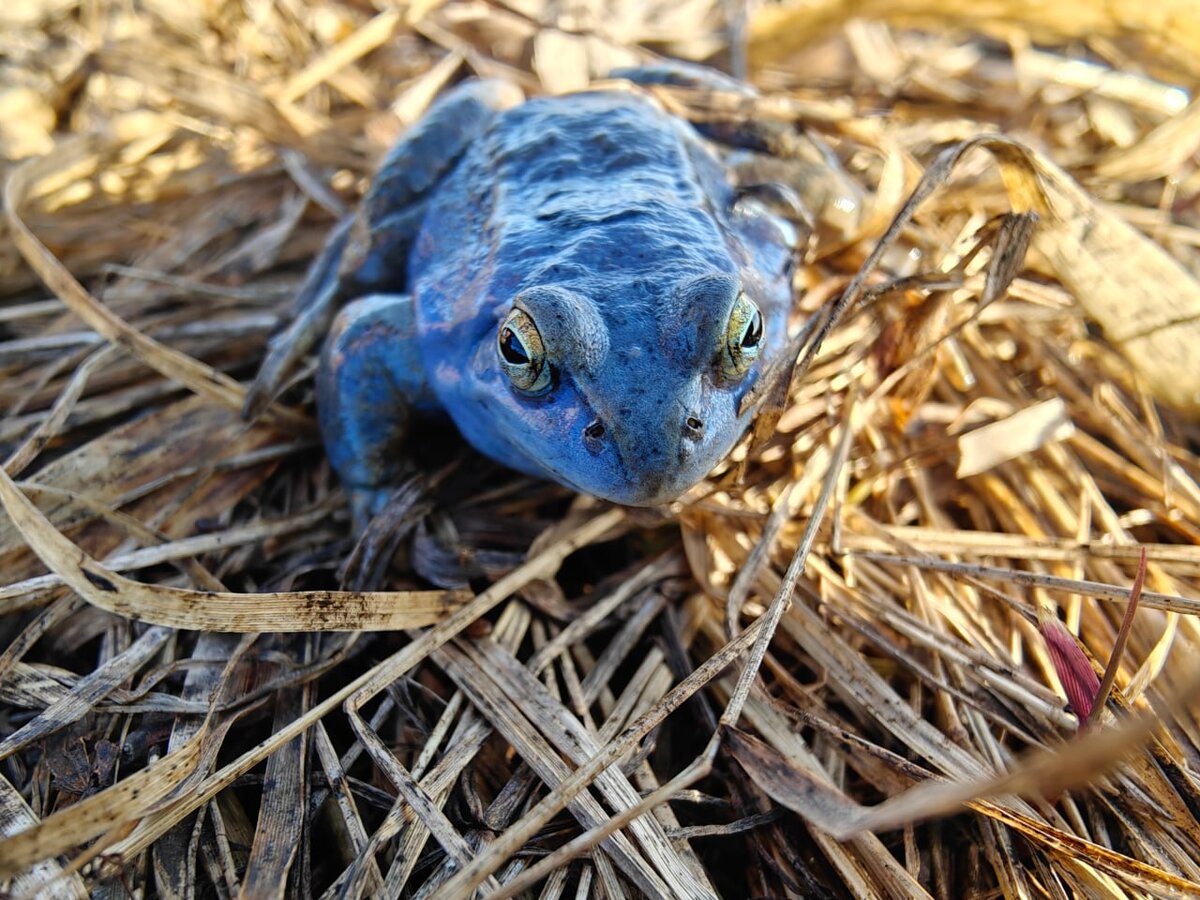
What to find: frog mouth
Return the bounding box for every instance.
[487,393,718,506]
[530,443,706,507]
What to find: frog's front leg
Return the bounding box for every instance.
[317,293,437,529]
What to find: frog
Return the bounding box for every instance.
[244,62,804,527]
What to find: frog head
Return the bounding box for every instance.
[462,272,775,506]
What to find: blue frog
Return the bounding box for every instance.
[246,63,802,526]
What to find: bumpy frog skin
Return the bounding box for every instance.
[247,63,798,525]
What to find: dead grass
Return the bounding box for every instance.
[2,1,1200,897]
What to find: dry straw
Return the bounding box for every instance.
[2,0,1200,897]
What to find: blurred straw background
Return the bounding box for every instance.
[3,0,1200,897]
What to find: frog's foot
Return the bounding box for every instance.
[728,151,864,251]
[608,60,754,96]
[348,78,523,285]
[243,78,523,422]
[347,486,398,533]
[317,293,438,531]
[727,180,810,270]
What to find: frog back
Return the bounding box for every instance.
[414,91,784,346]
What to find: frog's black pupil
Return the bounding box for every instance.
[742,310,763,348]
[500,328,529,365]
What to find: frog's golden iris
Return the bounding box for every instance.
[720,292,764,382]
[497,307,550,394]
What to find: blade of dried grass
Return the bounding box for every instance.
[0,460,469,631]
[3,137,311,433]
[840,525,1200,567]
[1014,47,1188,116]
[957,398,1075,479]
[855,552,1200,616]
[310,722,383,897]
[1089,548,1146,727]
[391,51,464,126]
[152,632,250,899]
[0,625,173,761]
[4,344,120,478]
[0,595,83,686]
[1096,96,1200,181]
[15,481,231,597]
[0,775,88,899]
[724,442,828,637]
[240,640,312,899]
[0,507,337,612]
[0,663,72,711]
[749,0,1200,80]
[272,10,401,105]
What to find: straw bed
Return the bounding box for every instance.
[2,1,1200,897]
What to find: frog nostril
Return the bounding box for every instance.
[683,415,704,440]
[583,419,606,454]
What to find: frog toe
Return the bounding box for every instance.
[608,61,753,96]
[347,486,398,533]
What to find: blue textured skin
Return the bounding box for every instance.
[313,76,795,519]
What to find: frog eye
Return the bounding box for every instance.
[720,292,764,381]
[498,308,552,394]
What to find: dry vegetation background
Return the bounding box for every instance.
[3,0,1200,898]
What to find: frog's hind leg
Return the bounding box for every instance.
[347,79,523,287]
[317,293,437,528]
[613,62,862,251]
[608,60,754,95]
[612,60,805,158]
[243,79,523,420]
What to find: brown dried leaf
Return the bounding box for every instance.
[956,398,1075,478]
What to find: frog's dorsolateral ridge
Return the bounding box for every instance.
[248,63,798,526]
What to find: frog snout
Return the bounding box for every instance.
[573,407,717,506]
